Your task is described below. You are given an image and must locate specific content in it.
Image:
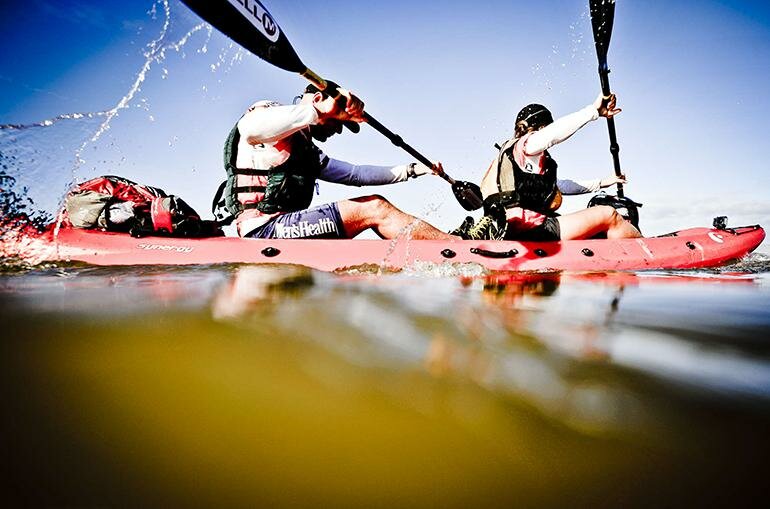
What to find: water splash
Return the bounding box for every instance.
[529,7,590,96]
[380,220,418,273]
[712,252,770,274]
[0,0,240,239]
[72,1,208,171]
[0,112,110,131]
[0,171,53,235]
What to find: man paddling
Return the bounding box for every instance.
[219,83,459,240]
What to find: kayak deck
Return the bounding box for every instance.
[5,224,765,272]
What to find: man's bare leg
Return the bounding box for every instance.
[337,195,458,240]
[557,205,641,240]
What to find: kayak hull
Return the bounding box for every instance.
[4,224,765,272]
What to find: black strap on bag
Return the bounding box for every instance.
[211,180,236,226]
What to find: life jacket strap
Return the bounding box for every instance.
[496,138,519,194]
[233,168,270,176]
[233,185,267,193]
[483,191,520,215]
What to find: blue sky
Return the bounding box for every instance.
[2,0,770,242]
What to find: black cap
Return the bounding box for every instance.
[516,103,554,130]
[303,81,360,133]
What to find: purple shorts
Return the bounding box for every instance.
[244,203,346,239]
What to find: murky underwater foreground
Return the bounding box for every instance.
[2,259,770,508]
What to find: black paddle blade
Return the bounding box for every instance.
[181,0,306,73]
[589,0,616,64]
[452,181,484,211]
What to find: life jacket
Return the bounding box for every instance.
[215,123,324,223]
[64,175,222,238]
[483,138,561,215]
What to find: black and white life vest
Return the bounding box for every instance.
[215,122,325,223]
[483,138,561,215]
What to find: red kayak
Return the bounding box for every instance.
[3,223,764,272]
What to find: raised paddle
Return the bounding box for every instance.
[180,0,484,211]
[589,0,625,198]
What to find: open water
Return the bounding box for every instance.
[3,1,770,506]
[2,258,770,507]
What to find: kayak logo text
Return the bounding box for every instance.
[274,218,338,239]
[229,0,280,43]
[137,243,194,253]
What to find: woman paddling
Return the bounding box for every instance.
[459,94,642,241]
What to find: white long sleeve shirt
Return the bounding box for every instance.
[519,104,599,157]
[233,100,412,235]
[519,104,602,195]
[236,101,412,185]
[480,103,601,232]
